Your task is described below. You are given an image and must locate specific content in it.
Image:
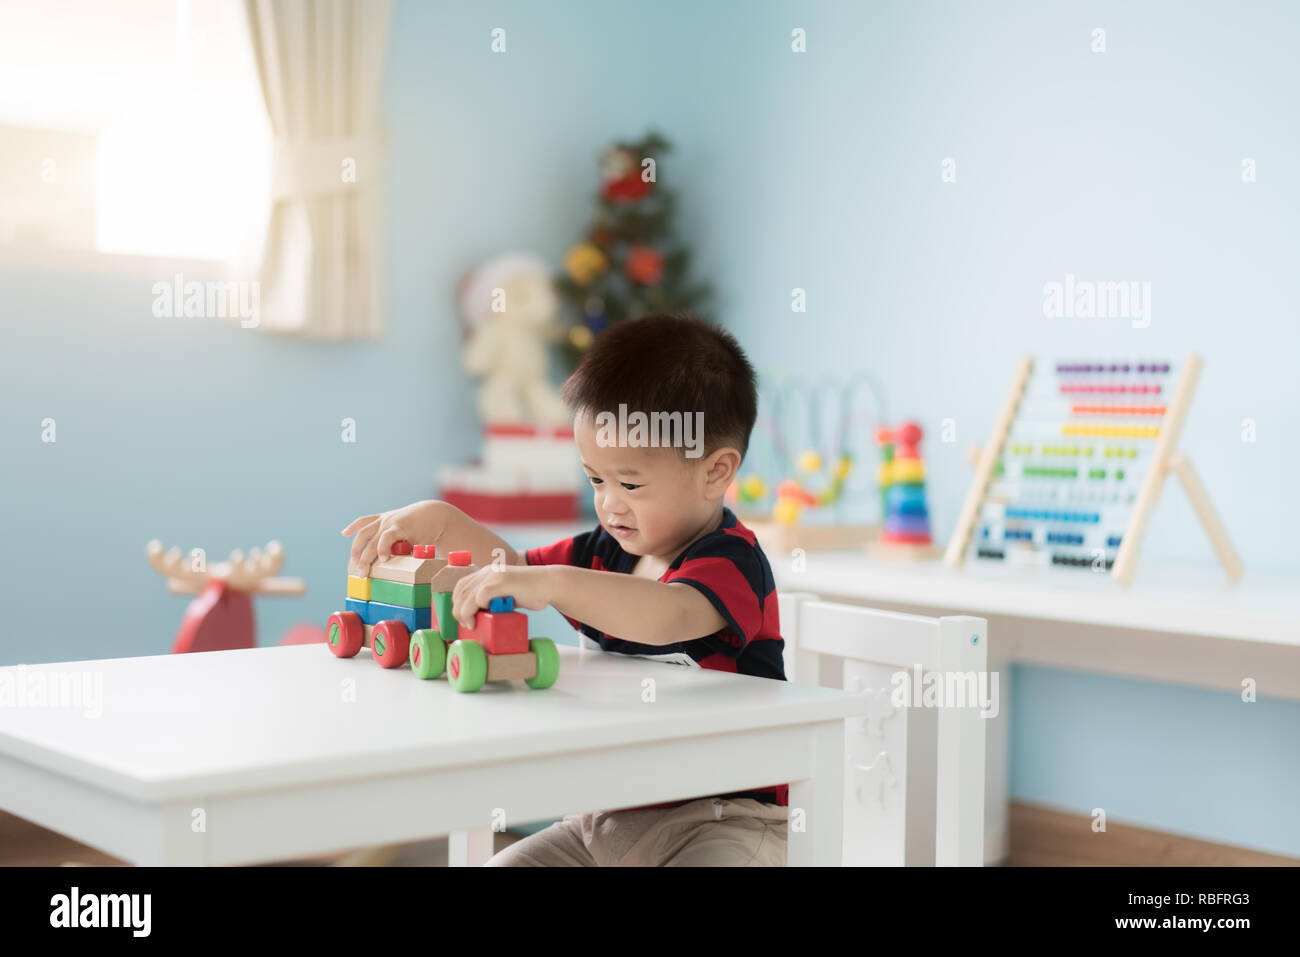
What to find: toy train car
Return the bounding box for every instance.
[325,542,559,693]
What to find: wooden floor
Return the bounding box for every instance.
[1008,802,1299,866]
[2,803,1296,866]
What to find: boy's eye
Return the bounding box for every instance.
[587,476,641,491]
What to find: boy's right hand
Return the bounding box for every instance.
[342,500,449,576]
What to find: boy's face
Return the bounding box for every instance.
[573,411,733,559]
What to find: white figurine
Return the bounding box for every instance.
[456,253,570,428]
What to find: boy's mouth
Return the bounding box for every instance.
[605,522,637,538]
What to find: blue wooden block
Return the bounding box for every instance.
[345,598,370,618]
[366,601,431,631]
[489,596,515,613]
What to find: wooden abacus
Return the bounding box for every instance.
[944,354,1242,585]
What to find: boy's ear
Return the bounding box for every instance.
[701,446,741,499]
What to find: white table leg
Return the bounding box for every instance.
[787,720,845,866]
[985,652,1011,865]
[448,827,494,866]
[145,804,209,866]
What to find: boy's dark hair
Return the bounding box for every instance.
[562,313,758,459]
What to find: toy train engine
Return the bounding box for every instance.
[325,542,559,693]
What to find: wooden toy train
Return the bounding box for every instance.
[325,541,559,693]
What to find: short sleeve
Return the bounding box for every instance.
[663,537,765,658]
[525,527,599,568]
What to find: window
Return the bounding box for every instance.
[0,0,271,263]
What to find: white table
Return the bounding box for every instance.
[0,643,868,866]
[772,551,1300,863]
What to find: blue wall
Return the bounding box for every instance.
[1,0,1296,855]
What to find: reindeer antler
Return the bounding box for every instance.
[146,540,211,592]
[218,542,285,590]
[146,540,305,596]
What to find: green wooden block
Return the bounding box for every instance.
[369,579,431,608]
[433,592,457,642]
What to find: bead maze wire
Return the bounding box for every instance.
[741,370,888,522]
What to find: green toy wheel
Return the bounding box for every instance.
[525,638,559,690]
[409,629,446,679]
[446,639,487,693]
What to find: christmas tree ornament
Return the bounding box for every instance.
[625,245,664,284]
[601,145,652,203]
[569,325,594,350]
[564,241,608,286]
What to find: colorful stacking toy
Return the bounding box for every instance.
[875,422,935,547]
[325,542,559,692]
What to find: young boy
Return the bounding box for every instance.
[341,313,787,865]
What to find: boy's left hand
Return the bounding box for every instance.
[451,565,554,631]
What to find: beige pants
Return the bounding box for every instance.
[485,798,789,866]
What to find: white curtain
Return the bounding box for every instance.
[243,0,391,338]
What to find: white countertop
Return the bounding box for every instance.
[774,551,1300,646]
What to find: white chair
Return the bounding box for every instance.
[780,592,989,866]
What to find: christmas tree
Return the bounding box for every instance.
[555,131,712,369]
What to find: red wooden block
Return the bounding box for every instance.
[460,610,528,656]
[412,544,436,559]
[448,550,472,567]
[390,540,413,556]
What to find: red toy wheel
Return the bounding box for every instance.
[371,620,410,668]
[326,611,364,658]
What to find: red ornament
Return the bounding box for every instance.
[625,246,664,284]
[601,148,652,204]
[603,171,651,203]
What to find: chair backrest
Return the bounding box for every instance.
[780,592,988,866]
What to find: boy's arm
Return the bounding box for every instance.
[433,501,526,567]
[552,568,727,645]
[343,500,525,572]
[453,564,727,646]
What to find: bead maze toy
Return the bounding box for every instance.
[945,355,1242,585]
[732,372,883,552]
[867,422,941,559]
[146,539,324,652]
[325,542,560,692]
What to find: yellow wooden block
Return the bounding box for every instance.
[347,576,371,600]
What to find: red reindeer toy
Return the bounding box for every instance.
[146,540,324,653]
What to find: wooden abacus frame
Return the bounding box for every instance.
[944,353,1243,585]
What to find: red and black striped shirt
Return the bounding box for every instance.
[526,507,788,808]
